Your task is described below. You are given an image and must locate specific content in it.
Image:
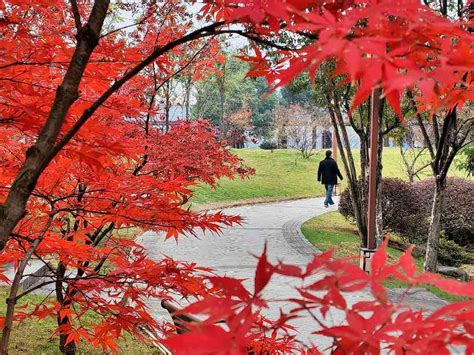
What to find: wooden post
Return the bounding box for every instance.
[332,128,339,195]
[360,87,382,272]
[367,88,381,250]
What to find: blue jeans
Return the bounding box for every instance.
[324,184,335,206]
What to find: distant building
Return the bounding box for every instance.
[263,125,396,150]
[152,106,186,130]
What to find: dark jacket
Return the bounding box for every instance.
[317,157,343,185]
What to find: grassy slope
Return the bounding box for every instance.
[192,149,325,208]
[191,147,467,209]
[0,287,159,354]
[301,212,466,302]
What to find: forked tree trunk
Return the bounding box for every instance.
[55,262,77,355]
[375,181,384,247]
[424,178,446,272]
[59,320,77,355]
[328,106,367,241]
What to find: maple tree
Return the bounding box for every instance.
[230,0,474,268]
[0,0,255,352]
[0,0,269,251]
[0,116,253,354]
[0,0,473,353]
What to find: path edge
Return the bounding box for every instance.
[282,217,322,258]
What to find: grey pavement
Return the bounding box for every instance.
[138,197,449,350]
[138,197,372,349]
[0,197,449,350]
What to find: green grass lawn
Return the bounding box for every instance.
[0,287,159,354]
[191,147,468,209]
[301,212,467,302]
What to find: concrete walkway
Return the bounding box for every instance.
[138,197,371,347]
[138,197,448,348]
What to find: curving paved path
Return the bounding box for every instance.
[139,197,333,270]
[138,197,446,349]
[138,197,370,348]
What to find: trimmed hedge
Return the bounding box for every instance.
[438,236,467,267]
[339,178,428,243]
[413,177,474,248]
[259,141,277,150]
[339,177,474,265]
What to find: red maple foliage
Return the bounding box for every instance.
[162,242,474,354]
[0,118,252,352]
[1,0,473,353]
[0,1,252,351]
[160,0,474,353]
[226,0,474,116]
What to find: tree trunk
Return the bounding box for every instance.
[218,62,226,139]
[327,104,367,241]
[375,104,385,247]
[375,180,384,247]
[184,75,192,121]
[0,0,110,251]
[55,261,77,354]
[59,331,77,355]
[424,178,446,272]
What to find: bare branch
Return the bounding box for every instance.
[51,21,225,159]
[216,29,299,51]
[70,0,82,32]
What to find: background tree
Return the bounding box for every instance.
[457,144,474,176]
[393,120,431,183]
[409,100,473,271]
[405,0,474,271]
[227,107,253,148]
[273,104,330,158]
[193,53,278,143]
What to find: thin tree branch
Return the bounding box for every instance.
[70,0,82,32]
[50,21,225,158]
[217,29,299,51]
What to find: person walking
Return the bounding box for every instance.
[317,150,343,207]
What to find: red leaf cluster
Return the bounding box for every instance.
[1,0,473,353]
[221,0,474,117]
[163,242,474,354]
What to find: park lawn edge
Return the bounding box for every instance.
[300,211,468,303]
[0,287,161,354]
[192,195,316,211]
[191,148,469,208]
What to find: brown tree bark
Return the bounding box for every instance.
[424,178,446,271]
[0,10,227,251]
[375,99,385,247]
[55,261,77,355]
[0,0,111,251]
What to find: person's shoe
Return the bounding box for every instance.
[324,204,329,208]
[329,201,335,206]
